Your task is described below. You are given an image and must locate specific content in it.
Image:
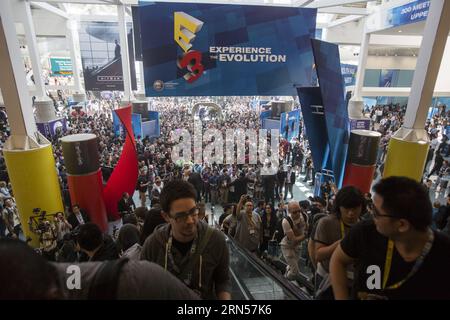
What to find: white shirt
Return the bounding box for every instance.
[280,214,305,247]
[75,213,85,225]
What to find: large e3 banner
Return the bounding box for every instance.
[138,1,317,96]
[79,21,137,91]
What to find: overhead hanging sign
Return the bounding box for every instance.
[341,64,357,87]
[367,0,430,33]
[78,21,137,91]
[49,57,73,76]
[137,1,317,96]
[280,109,301,142]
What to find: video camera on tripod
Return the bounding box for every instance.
[28,208,59,234]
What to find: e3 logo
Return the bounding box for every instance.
[174,12,204,83]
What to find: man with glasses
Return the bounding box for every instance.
[330,177,450,300]
[280,201,307,280]
[140,180,231,300]
[234,194,262,254]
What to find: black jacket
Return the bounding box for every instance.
[229,176,252,199]
[90,235,120,262]
[68,211,90,229]
[261,212,278,240]
[118,198,135,216]
[188,172,202,191]
[286,171,296,184]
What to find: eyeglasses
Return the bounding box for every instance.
[170,206,199,223]
[373,206,396,219]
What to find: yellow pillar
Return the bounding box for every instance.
[383,0,450,181]
[383,129,429,182]
[1,0,64,248]
[3,138,64,248]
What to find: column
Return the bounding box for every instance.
[18,0,56,124]
[0,0,64,247]
[117,4,133,104]
[19,0,45,98]
[66,19,83,93]
[348,25,371,129]
[383,0,450,181]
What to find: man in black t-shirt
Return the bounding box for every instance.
[330,176,450,300]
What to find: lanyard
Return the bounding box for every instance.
[382,229,434,290]
[165,228,198,286]
[340,220,345,239]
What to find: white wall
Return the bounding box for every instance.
[435,37,450,93]
[33,9,66,37]
[366,55,417,69]
[325,19,365,45]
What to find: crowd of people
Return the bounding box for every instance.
[1,93,450,300]
[368,103,450,190]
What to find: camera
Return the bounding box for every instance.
[29,208,58,234]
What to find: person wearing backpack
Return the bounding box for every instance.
[280,201,307,281]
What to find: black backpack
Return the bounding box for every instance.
[308,212,327,239]
[435,206,450,230]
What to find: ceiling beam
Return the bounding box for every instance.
[327,14,361,28]
[318,6,368,15]
[30,1,69,19]
[306,0,369,9]
[294,0,316,7]
[33,0,118,4]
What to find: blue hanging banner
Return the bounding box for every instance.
[137,1,317,96]
[311,39,350,188]
[297,87,330,173]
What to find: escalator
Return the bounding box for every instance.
[227,237,313,300]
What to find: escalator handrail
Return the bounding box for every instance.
[226,236,312,300]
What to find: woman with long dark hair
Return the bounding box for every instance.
[260,204,278,254]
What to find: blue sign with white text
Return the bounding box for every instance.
[341,64,357,87]
[138,1,317,96]
[388,0,430,28]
